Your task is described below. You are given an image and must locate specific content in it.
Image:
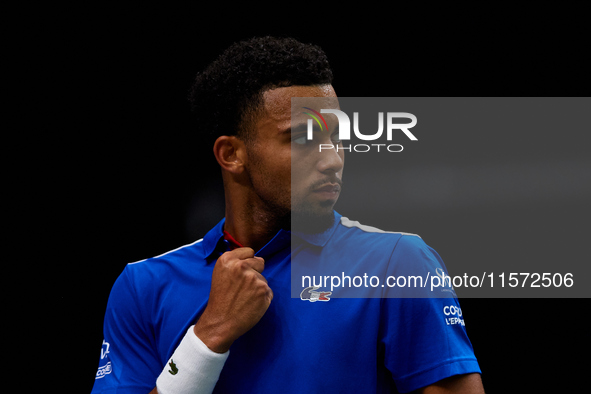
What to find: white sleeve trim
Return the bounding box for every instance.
[340,216,420,237]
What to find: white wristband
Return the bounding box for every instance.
[156,325,229,394]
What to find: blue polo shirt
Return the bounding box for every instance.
[92,212,480,393]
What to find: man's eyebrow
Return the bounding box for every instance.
[280,122,308,135]
[280,122,338,136]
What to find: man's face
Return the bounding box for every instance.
[245,84,344,231]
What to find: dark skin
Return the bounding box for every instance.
[220,84,343,251]
[150,85,484,393]
[195,85,343,355]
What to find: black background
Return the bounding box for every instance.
[41,6,590,392]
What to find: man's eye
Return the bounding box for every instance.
[331,133,342,144]
[292,135,309,145]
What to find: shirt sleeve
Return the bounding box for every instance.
[379,235,481,393]
[91,266,162,394]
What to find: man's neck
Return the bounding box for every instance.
[223,211,285,252]
[223,192,288,252]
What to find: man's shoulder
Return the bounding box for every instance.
[122,237,209,283]
[103,236,216,334]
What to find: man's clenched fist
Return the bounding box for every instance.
[193,247,273,353]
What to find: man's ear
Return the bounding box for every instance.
[213,136,247,174]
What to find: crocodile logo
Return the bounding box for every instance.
[300,286,332,302]
[168,359,178,375]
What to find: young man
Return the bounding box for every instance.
[92,37,484,393]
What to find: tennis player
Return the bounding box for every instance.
[91,36,484,393]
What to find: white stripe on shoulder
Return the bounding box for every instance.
[127,238,204,265]
[340,217,421,238]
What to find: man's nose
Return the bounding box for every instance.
[316,143,344,174]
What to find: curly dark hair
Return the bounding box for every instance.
[188,36,333,142]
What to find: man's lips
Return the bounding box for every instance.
[311,183,342,202]
[313,183,341,193]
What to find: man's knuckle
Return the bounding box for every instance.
[257,281,270,293]
[218,252,233,264]
[237,259,250,271]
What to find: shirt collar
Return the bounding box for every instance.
[202,218,227,259]
[201,217,292,260]
[201,211,341,259]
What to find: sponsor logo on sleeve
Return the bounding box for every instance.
[95,340,113,379]
[443,305,465,326]
[435,267,457,296]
